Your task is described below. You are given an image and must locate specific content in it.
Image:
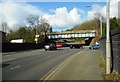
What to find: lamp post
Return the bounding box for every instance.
[106,0,111,74]
[95,13,103,37]
[100,16,103,37]
[86,6,103,37]
[118,1,120,26]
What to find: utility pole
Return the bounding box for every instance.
[100,16,103,37]
[106,0,111,74]
[118,1,120,26]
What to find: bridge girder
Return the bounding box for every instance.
[47,32,95,39]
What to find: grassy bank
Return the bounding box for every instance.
[98,51,120,81]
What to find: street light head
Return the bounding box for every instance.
[86,5,92,7]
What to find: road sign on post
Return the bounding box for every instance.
[35,38,38,43]
[35,35,39,38]
[35,35,39,44]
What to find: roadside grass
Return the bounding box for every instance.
[98,51,120,81]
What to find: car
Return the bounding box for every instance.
[70,44,83,49]
[56,41,62,48]
[44,43,57,51]
[89,45,100,49]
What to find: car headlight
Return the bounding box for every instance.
[45,45,50,49]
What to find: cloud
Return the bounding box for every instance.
[43,7,82,30]
[1,1,119,32]
[87,0,119,20]
[109,0,119,18]
[0,3,82,31]
[75,7,86,14]
[0,2,44,30]
[1,0,107,2]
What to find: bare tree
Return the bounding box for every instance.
[26,15,40,40]
[94,12,103,36]
[26,15,39,29]
[2,22,7,32]
[39,17,50,36]
[26,15,51,35]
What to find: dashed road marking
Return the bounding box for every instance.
[3,58,16,62]
[47,55,51,58]
[10,65,20,70]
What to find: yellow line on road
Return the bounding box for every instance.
[40,51,83,81]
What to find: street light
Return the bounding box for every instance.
[86,6,103,37]
[94,12,103,37]
[118,1,120,27]
[100,16,103,37]
[86,1,111,74]
[106,0,111,74]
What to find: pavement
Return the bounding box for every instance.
[45,47,104,80]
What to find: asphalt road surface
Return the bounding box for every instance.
[2,47,82,80]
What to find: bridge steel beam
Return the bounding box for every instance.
[47,30,96,39]
[47,33,95,39]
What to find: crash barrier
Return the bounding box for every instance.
[2,43,44,52]
[100,27,120,74]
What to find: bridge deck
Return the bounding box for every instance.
[47,30,96,39]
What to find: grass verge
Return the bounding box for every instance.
[98,51,120,81]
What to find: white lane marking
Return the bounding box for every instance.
[47,55,51,58]
[3,49,44,57]
[10,65,20,70]
[30,54,39,56]
[3,51,44,62]
[29,52,45,56]
[3,55,11,57]
[3,58,16,62]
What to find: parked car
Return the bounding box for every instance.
[89,45,100,49]
[44,43,57,51]
[70,44,83,49]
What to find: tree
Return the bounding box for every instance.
[101,17,119,35]
[26,15,39,29]
[118,18,120,26]
[6,30,18,42]
[2,22,8,32]
[35,17,51,43]
[26,15,40,43]
[110,17,119,30]
[18,27,26,38]
[38,17,50,36]
[6,16,51,43]
[71,19,100,30]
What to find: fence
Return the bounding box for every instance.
[2,43,44,52]
[100,27,120,74]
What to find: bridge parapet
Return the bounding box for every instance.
[47,30,96,35]
[61,30,96,34]
[47,30,96,39]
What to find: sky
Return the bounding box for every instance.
[0,0,120,32]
